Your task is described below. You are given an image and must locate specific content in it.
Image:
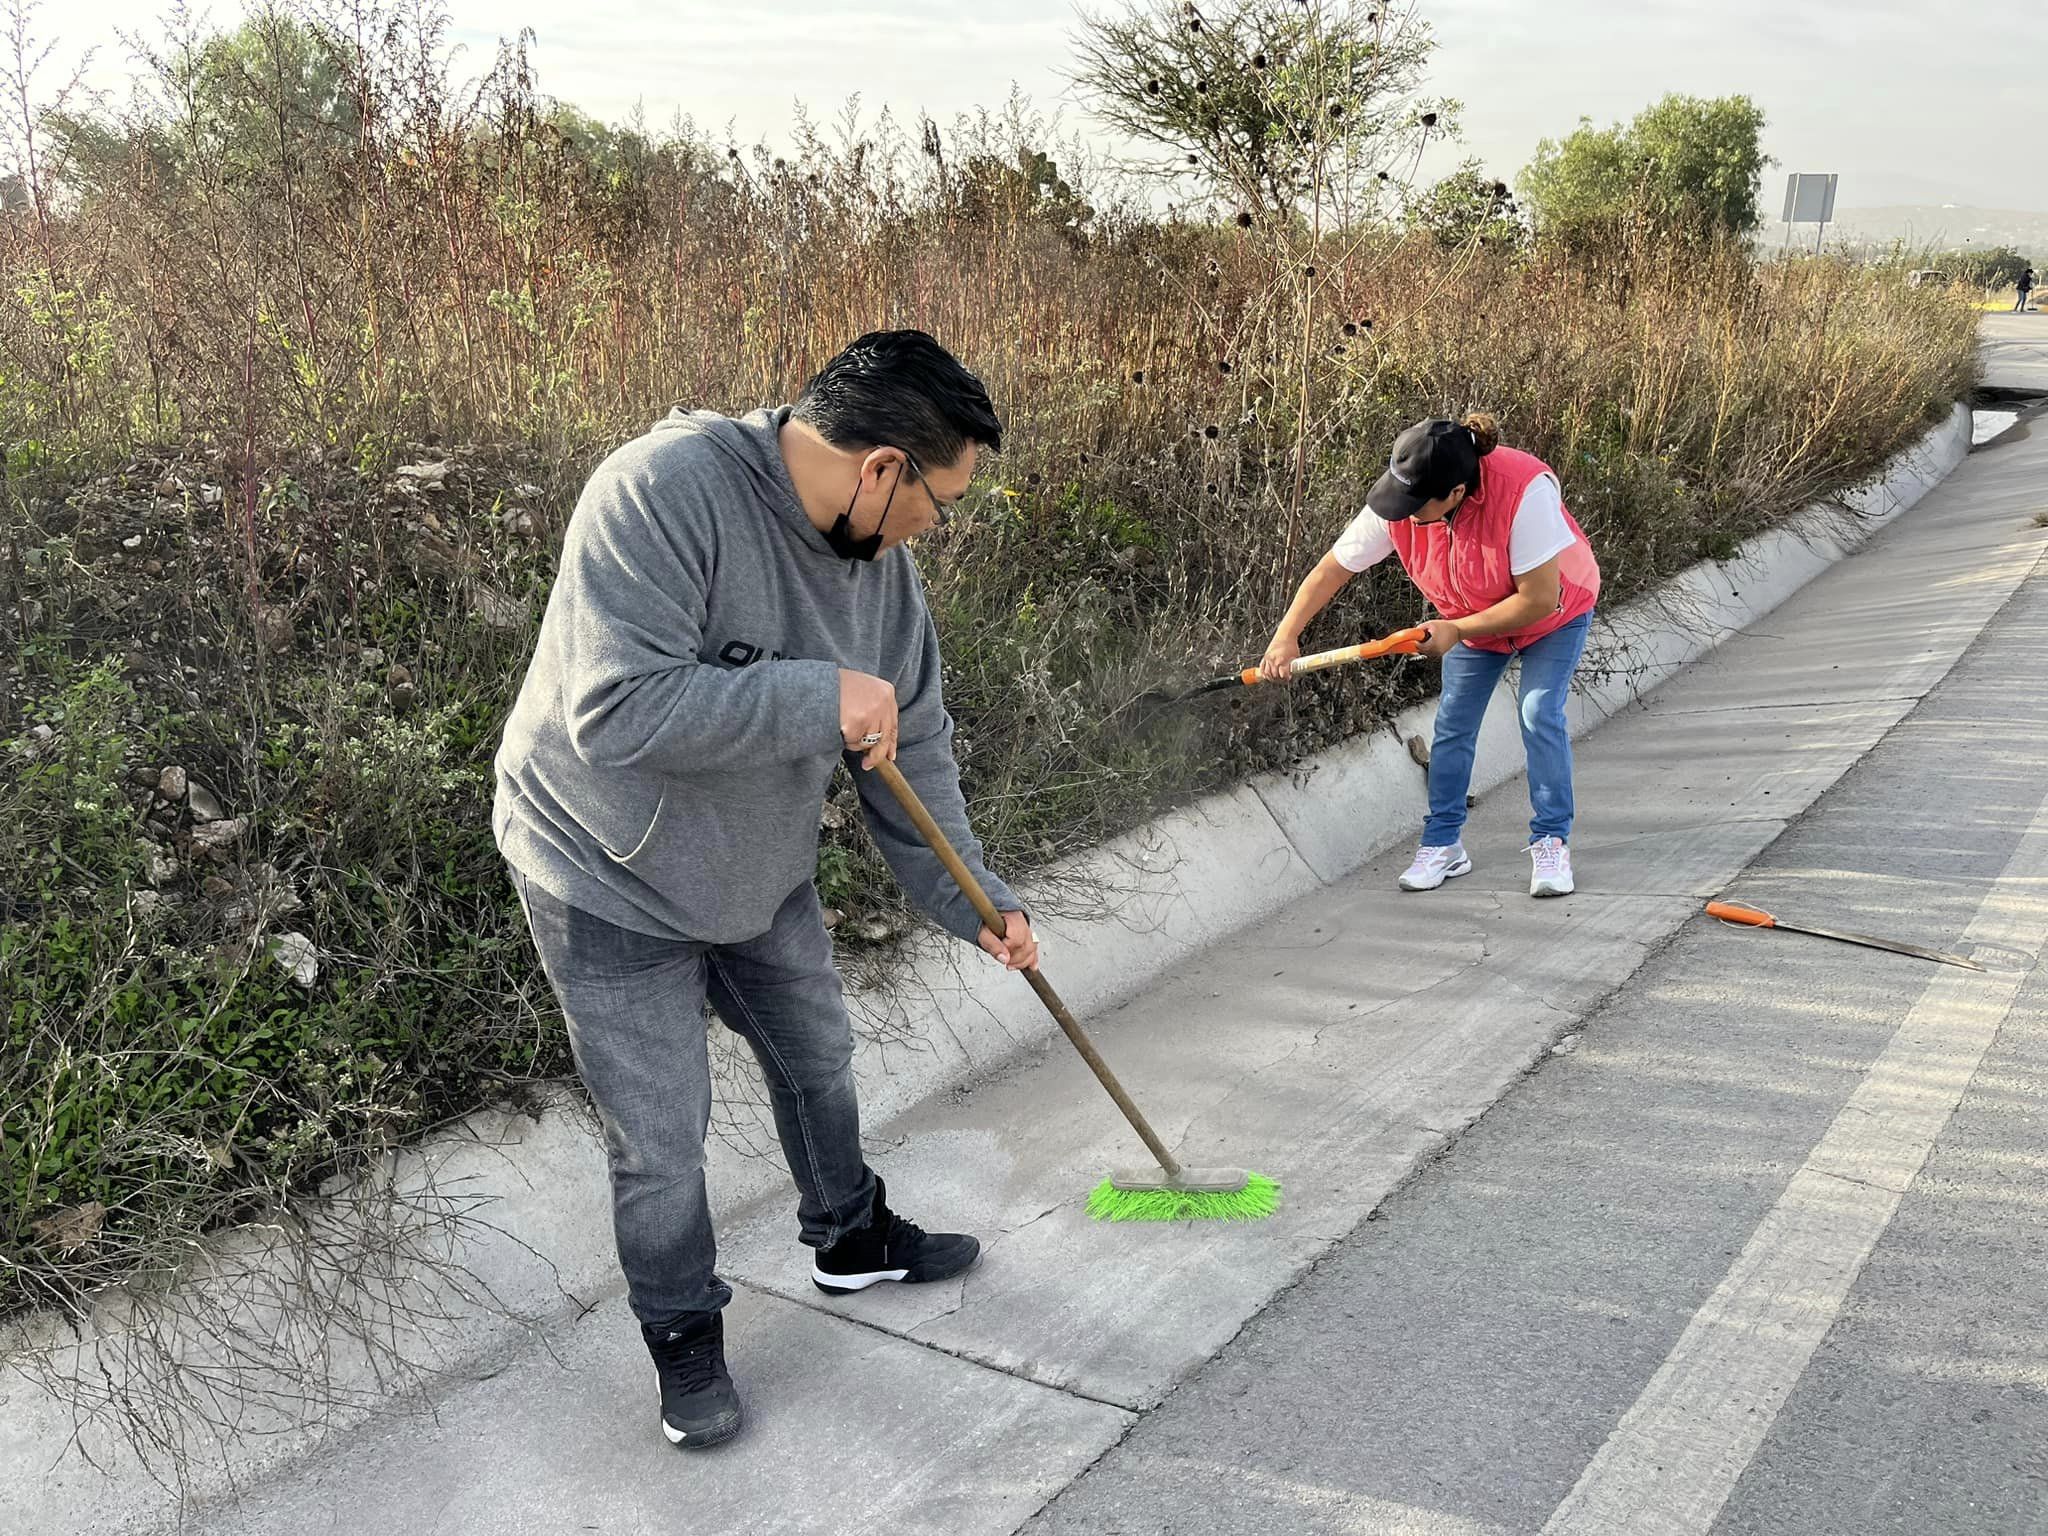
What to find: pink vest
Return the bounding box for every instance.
[1386,446,1600,654]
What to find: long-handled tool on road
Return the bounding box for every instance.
[1706,900,1986,972]
[1133,626,1428,713]
[873,760,1278,1221]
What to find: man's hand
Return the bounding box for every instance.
[978,909,1039,971]
[839,668,899,769]
[1417,620,1463,660]
[1257,633,1302,683]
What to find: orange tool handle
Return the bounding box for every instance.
[1237,627,1429,687]
[1706,901,1778,928]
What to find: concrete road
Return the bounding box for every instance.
[177,386,2048,1533]
[1982,309,2048,395]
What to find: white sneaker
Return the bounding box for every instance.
[1528,837,1574,897]
[1399,843,1473,891]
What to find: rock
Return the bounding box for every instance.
[820,803,848,831]
[822,908,844,931]
[130,890,171,924]
[121,534,143,551]
[386,663,415,712]
[157,765,188,803]
[511,483,543,500]
[1552,1033,1582,1056]
[504,508,538,538]
[190,817,246,852]
[188,781,225,823]
[199,484,224,507]
[155,475,181,497]
[129,763,159,786]
[394,459,451,489]
[470,586,527,630]
[358,646,387,670]
[143,560,163,577]
[27,723,53,752]
[269,931,319,987]
[221,899,254,930]
[201,874,234,899]
[141,843,180,887]
[254,605,294,654]
[30,1200,107,1255]
[852,917,898,944]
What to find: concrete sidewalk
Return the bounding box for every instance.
[183,421,2048,1536]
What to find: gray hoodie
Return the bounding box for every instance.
[493,405,1017,946]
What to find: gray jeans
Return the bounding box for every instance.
[511,868,876,1327]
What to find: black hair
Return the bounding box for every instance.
[791,330,1002,468]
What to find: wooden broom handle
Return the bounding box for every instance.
[870,760,1183,1180]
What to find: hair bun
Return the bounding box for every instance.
[1460,411,1500,455]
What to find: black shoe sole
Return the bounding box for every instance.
[663,1408,743,1450]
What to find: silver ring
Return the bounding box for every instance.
[861,732,884,746]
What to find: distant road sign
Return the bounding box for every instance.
[1782,174,1839,226]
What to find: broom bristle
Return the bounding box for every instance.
[1086,1172,1281,1222]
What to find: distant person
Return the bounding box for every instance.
[1261,413,1601,898]
[2018,267,2035,312]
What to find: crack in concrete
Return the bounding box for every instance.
[1645,694,1927,719]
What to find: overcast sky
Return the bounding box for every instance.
[38,0,2047,214]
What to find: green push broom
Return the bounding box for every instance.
[873,760,1278,1222]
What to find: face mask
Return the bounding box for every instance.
[826,454,933,562]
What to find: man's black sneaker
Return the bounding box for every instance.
[642,1311,742,1449]
[812,1175,981,1295]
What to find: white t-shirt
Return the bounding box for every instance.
[1331,473,1575,577]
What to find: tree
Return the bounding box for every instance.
[1519,93,1767,244]
[1070,0,1455,215]
[1407,158,1523,250]
[1942,244,2033,291]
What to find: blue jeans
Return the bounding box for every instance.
[511,869,875,1328]
[1423,611,1592,847]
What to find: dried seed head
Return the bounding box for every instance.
[1420,111,1439,128]
[1217,359,1233,374]
[1235,210,1253,228]
[1342,321,1358,337]
[1302,263,1317,277]
[1186,153,1200,166]
[773,157,786,171]
[1146,78,1162,96]
[1131,369,1147,384]
[1252,51,1268,69]
[1377,169,1391,182]
[1327,99,1346,120]
[1195,79,1210,94]
[1027,472,1043,487]
[1491,180,1509,199]
[1206,482,1220,495]
[1202,424,1220,439]
[726,147,739,160]
[1189,16,1203,32]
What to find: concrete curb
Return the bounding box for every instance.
[3,404,1972,1536]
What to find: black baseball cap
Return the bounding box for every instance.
[1366,418,1479,521]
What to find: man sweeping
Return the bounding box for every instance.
[493,330,1038,1450]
